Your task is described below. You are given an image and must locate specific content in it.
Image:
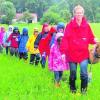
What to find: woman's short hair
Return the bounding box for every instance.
[73,5,84,15]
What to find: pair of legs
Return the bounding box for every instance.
[54,71,63,83]
[54,71,63,87]
[10,47,18,57]
[30,53,40,65]
[19,52,28,60]
[0,45,3,53]
[6,46,10,55]
[40,52,47,68]
[69,59,88,93]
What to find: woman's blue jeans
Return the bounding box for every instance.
[69,59,88,91]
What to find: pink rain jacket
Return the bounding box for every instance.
[49,34,69,71]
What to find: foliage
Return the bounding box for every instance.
[0,0,100,23]
[47,2,71,23]
[40,11,65,24]
[0,1,16,24]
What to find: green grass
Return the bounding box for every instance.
[0,53,100,100]
[0,52,100,100]
[0,23,100,100]
[91,23,100,38]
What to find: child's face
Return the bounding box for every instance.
[57,28,64,33]
[34,31,38,36]
[9,28,13,32]
[44,26,49,32]
[24,32,28,35]
[15,29,18,33]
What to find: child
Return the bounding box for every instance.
[7,27,20,57]
[50,22,65,47]
[34,23,50,68]
[0,26,5,53]
[49,32,69,87]
[18,28,29,61]
[3,25,13,55]
[26,28,40,65]
[34,23,56,68]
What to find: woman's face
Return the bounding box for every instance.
[74,8,84,21]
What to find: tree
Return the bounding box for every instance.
[10,0,54,20]
[1,0,100,22]
[0,1,16,24]
[47,0,71,22]
[40,11,64,24]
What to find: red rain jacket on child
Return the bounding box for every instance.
[34,25,56,56]
[7,33,19,48]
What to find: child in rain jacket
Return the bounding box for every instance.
[34,23,50,68]
[50,22,65,47]
[18,28,29,61]
[7,27,20,56]
[26,28,40,65]
[3,25,13,55]
[0,26,5,53]
[49,32,69,87]
[34,23,56,68]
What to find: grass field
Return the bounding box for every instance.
[0,23,100,100]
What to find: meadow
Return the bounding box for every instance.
[0,23,100,100]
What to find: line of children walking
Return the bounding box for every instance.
[0,23,69,87]
[1,16,93,94]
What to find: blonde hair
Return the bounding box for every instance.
[73,5,84,15]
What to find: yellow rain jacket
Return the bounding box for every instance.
[26,35,39,54]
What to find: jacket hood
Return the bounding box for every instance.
[22,28,28,35]
[41,23,49,34]
[70,17,88,28]
[57,22,65,30]
[0,27,5,33]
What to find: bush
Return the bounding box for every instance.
[1,15,11,24]
[40,11,65,24]
[0,1,16,25]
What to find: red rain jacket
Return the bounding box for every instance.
[60,17,96,63]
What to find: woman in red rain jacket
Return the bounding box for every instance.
[60,5,96,94]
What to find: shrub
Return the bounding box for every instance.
[40,11,65,24]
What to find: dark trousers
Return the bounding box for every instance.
[54,71,63,83]
[40,52,46,68]
[69,59,88,91]
[30,54,40,65]
[10,47,18,57]
[19,52,28,60]
[0,45,3,53]
[6,46,10,55]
